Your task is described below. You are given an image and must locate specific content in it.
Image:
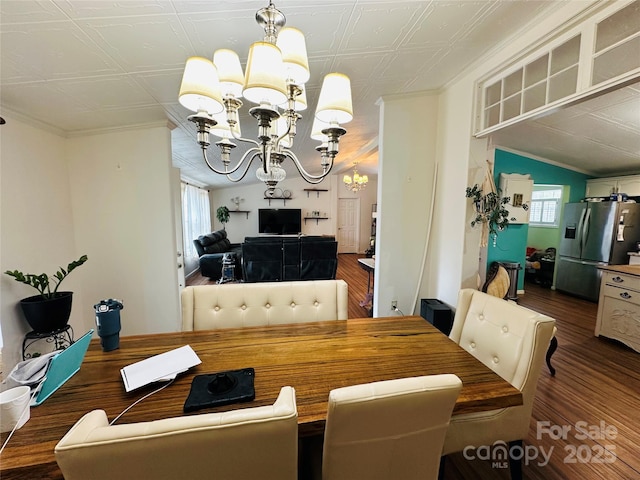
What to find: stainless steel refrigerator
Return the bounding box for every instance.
[556,201,640,301]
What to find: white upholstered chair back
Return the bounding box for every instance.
[443,288,556,455]
[321,374,462,480]
[55,386,298,480]
[181,280,348,331]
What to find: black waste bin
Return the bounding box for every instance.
[419,299,453,335]
[500,262,521,301]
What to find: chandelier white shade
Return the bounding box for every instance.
[243,42,288,105]
[316,73,354,124]
[178,57,223,115]
[212,49,244,98]
[178,1,353,192]
[276,27,310,84]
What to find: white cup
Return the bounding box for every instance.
[0,386,31,433]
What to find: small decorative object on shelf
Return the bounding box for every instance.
[230,196,244,210]
[304,211,329,224]
[263,188,292,205]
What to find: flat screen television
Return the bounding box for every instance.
[258,208,302,235]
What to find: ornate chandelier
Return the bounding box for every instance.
[178,1,353,193]
[343,164,368,192]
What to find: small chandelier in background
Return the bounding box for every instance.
[178,1,353,193]
[343,163,368,193]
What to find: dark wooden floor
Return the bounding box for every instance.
[445,279,640,480]
[186,255,640,480]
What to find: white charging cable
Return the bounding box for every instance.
[110,377,176,426]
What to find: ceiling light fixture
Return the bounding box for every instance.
[178,1,353,193]
[343,163,368,193]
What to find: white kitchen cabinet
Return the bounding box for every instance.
[499,173,533,224]
[586,175,640,198]
[586,178,619,197]
[617,176,640,197]
[595,269,640,353]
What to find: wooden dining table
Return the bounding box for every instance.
[0,315,522,479]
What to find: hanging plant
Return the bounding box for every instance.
[465,184,528,246]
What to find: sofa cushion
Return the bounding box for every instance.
[198,230,227,246]
[203,238,231,254]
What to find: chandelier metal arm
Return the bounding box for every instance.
[201,145,262,179]
[224,150,263,183]
[283,149,334,182]
[228,128,261,149]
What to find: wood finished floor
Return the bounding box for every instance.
[186,254,640,480]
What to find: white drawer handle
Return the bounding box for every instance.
[612,276,624,283]
[620,292,632,300]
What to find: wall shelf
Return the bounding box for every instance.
[229,210,250,219]
[304,217,329,225]
[304,188,328,198]
[264,198,290,206]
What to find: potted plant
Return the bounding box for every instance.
[4,255,88,333]
[216,205,230,230]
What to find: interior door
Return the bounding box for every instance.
[337,198,359,253]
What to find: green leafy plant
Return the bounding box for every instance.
[4,255,88,299]
[216,205,230,229]
[465,184,528,236]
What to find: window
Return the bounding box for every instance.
[529,185,563,227]
[181,183,211,268]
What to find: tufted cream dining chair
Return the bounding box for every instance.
[321,374,462,480]
[440,289,556,480]
[181,280,348,330]
[55,386,298,480]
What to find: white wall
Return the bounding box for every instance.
[376,92,439,317]
[0,116,83,374]
[376,0,599,313]
[208,172,377,253]
[0,117,180,377]
[67,126,180,337]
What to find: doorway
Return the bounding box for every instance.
[337,198,360,253]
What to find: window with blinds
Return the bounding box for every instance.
[529,185,563,227]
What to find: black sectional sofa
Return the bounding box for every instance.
[241,236,338,282]
[193,230,242,280]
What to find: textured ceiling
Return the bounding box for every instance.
[2,0,638,187]
[492,81,640,177]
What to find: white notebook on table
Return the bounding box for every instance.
[120,345,201,392]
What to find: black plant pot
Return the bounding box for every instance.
[19,291,73,334]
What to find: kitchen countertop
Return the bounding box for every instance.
[599,264,640,276]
